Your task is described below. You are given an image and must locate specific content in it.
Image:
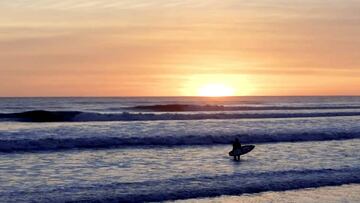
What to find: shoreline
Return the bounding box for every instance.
[169,184,360,203]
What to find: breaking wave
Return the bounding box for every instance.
[1,131,359,152]
[1,110,360,122]
[72,167,360,203]
[4,167,359,202]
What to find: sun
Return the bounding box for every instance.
[181,74,255,96]
[198,83,235,97]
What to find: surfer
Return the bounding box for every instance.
[229,139,254,160]
[232,138,242,161]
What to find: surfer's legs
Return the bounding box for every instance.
[233,156,237,161]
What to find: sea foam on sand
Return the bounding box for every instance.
[169,184,360,203]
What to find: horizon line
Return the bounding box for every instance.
[0,95,360,98]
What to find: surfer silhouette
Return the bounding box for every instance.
[229,139,255,160]
[232,138,242,161]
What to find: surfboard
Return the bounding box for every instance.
[229,145,255,156]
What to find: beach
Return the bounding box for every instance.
[170,184,360,203]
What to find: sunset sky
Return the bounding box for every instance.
[1,0,359,96]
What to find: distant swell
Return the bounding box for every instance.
[1,132,359,152]
[130,104,360,112]
[1,110,360,122]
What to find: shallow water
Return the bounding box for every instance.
[0,139,359,202]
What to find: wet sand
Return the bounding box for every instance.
[170,184,360,203]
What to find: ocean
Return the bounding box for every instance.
[0,96,359,202]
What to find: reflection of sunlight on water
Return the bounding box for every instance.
[170,184,360,203]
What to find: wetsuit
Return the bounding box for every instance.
[232,140,242,160]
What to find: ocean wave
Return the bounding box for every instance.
[0,131,358,152]
[1,110,360,122]
[3,167,359,202]
[0,110,81,122]
[130,104,360,112]
[79,168,360,203]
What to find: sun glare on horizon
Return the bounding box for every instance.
[198,84,235,97]
[181,74,255,97]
